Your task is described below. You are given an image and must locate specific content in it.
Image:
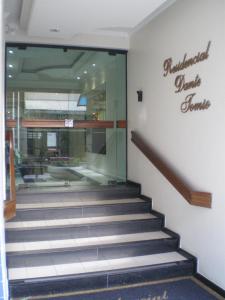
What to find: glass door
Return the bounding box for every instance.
[6,45,127,192]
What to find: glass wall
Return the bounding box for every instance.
[5,45,126,191]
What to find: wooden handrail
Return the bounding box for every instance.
[131,131,212,208]
[4,131,16,220]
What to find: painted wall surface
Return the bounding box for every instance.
[128,0,225,289]
[0,0,8,298]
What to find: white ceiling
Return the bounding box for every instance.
[4,0,170,40]
[5,0,175,92]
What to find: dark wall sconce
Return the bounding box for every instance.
[137,90,143,102]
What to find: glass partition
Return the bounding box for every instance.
[6,45,126,191]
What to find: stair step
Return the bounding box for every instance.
[6,215,164,243]
[16,184,140,201]
[6,213,156,229]
[6,231,170,253]
[9,251,188,281]
[9,250,196,299]
[7,231,179,269]
[7,189,197,300]
[16,198,145,209]
[13,199,151,221]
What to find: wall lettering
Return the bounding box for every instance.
[181,93,211,113]
[174,74,201,93]
[163,41,211,77]
[163,41,212,113]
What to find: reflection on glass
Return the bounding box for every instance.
[6,45,126,190]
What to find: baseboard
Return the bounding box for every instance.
[126,180,141,191]
[195,273,225,298]
[139,194,151,202]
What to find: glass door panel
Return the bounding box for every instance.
[6,45,126,191]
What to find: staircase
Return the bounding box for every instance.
[5,184,196,299]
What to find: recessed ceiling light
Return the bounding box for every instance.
[92,64,96,67]
[77,76,81,80]
[8,75,12,78]
[50,28,60,33]
[8,64,13,68]
[8,50,14,54]
[84,70,87,74]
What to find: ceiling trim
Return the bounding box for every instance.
[130,0,177,36]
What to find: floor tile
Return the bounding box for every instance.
[55,262,86,276]
[8,267,27,280]
[6,243,25,252]
[82,260,110,273]
[26,265,57,279]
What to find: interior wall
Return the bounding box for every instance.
[128,0,225,289]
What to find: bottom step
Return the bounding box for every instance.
[10,250,196,299]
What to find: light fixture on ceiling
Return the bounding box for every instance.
[92,64,96,67]
[83,70,87,74]
[8,64,13,68]
[8,50,14,54]
[8,75,12,78]
[77,76,81,80]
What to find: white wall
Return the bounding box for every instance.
[0,0,8,298]
[128,0,225,289]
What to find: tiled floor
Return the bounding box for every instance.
[8,252,187,281]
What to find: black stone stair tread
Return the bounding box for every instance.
[7,231,179,269]
[17,184,140,203]
[8,251,189,281]
[7,240,179,269]
[6,231,171,253]
[6,213,156,230]
[16,198,145,210]
[12,200,151,222]
[6,218,164,243]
